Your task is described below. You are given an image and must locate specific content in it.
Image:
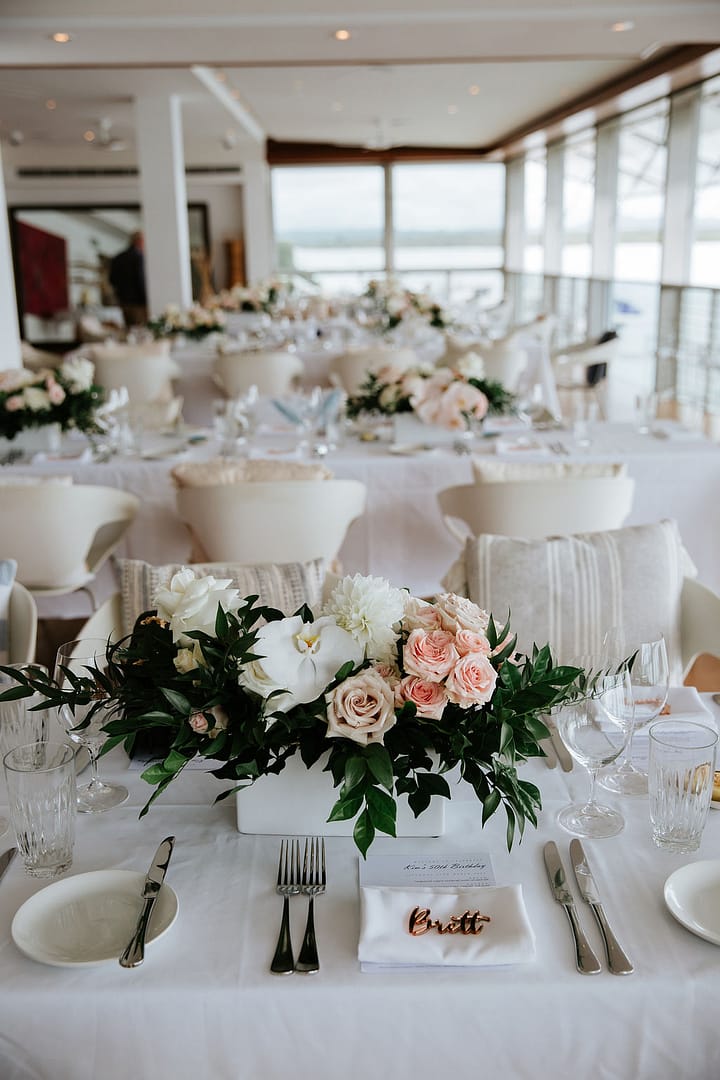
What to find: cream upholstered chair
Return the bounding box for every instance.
[438,472,635,545]
[90,342,180,416]
[478,331,529,391]
[330,346,417,394]
[176,479,367,564]
[0,484,139,607]
[8,583,38,664]
[213,350,303,398]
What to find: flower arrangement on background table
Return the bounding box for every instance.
[0,358,104,441]
[147,303,227,340]
[212,277,288,317]
[4,571,580,855]
[346,356,516,431]
[362,279,450,334]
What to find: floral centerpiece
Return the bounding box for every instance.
[346,356,516,430]
[147,303,227,340]
[362,279,449,334]
[212,277,288,317]
[0,358,104,441]
[4,571,580,855]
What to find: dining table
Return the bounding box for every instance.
[5,414,720,623]
[0,694,718,1080]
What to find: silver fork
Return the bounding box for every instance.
[295,836,326,975]
[270,838,301,975]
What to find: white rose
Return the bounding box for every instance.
[22,386,51,412]
[60,357,95,393]
[433,593,489,634]
[153,568,242,646]
[173,641,205,673]
[455,351,486,380]
[378,384,402,410]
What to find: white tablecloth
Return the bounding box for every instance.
[1,698,719,1080]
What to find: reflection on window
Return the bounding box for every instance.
[690,75,720,288]
[614,100,669,283]
[392,162,505,303]
[272,166,384,293]
[561,133,595,277]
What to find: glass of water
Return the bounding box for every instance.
[3,741,76,877]
[648,720,718,853]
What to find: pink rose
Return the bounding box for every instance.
[188,705,228,735]
[402,597,444,633]
[372,661,401,688]
[5,395,23,412]
[445,653,497,708]
[431,382,489,431]
[326,668,397,746]
[433,593,489,634]
[46,380,66,405]
[455,628,491,657]
[189,712,209,734]
[403,628,458,683]
[395,675,447,720]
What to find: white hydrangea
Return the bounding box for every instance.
[59,356,95,393]
[322,574,407,664]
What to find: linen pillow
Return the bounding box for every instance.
[442,520,690,681]
[90,341,170,361]
[0,559,18,664]
[471,460,627,483]
[115,557,328,636]
[170,458,333,488]
[0,475,73,487]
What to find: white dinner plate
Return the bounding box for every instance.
[663,860,720,946]
[11,869,179,967]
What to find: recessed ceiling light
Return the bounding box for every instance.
[333,29,351,41]
[610,20,635,32]
[83,130,95,142]
[51,32,71,43]
[468,85,480,96]
[447,104,458,115]
[331,101,344,113]
[45,99,57,110]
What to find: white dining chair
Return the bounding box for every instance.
[213,350,303,397]
[176,479,367,564]
[0,484,140,608]
[551,337,620,419]
[438,474,635,545]
[8,582,38,664]
[90,344,180,416]
[329,346,417,394]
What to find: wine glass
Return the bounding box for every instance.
[599,635,669,796]
[54,639,128,813]
[554,678,629,837]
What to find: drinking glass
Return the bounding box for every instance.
[3,741,76,877]
[54,639,128,813]
[600,635,669,796]
[648,720,718,853]
[554,688,628,837]
[0,665,51,840]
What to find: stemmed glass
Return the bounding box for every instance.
[554,669,631,837]
[599,635,669,796]
[54,639,128,813]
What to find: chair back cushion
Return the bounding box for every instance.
[443,519,690,680]
[471,460,627,483]
[116,557,328,636]
[171,458,332,488]
[0,559,17,664]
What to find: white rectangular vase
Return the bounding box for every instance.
[236,753,446,837]
[0,423,62,456]
[393,412,457,446]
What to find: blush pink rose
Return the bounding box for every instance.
[445,653,497,708]
[434,593,489,634]
[455,628,491,657]
[326,669,397,746]
[403,628,458,683]
[46,380,66,405]
[402,597,444,632]
[431,382,489,431]
[372,661,401,688]
[395,675,447,720]
[189,712,209,734]
[5,395,23,412]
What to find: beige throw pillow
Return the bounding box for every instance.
[442,519,690,680]
[471,460,628,483]
[170,458,333,488]
[90,341,170,361]
[115,557,328,636]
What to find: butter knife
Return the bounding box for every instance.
[0,847,17,883]
[119,836,175,968]
[543,841,601,975]
[570,839,634,975]
[546,718,574,772]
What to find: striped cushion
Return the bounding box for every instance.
[0,559,18,664]
[452,520,688,681]
[115,557,328,637]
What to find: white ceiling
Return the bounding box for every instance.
[0,1,718,165]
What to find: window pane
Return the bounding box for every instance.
[272,166,384,293]
[690,75,720,287]
[561,133,595,277]
[392,162,504,302]
[614,100,669,283]
[523,151,546,273]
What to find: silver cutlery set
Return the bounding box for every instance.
[271,836,326,975]
[544,839,633,975]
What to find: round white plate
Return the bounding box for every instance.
[11,869,179,967]
[663,860,720,946]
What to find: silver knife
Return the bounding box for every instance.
[0,847,17,882]
[119,836,175,968]
[543,841,601,975]
[546,719,574,772]
[570,839,634,975]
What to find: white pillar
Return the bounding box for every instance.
[503,156,525,273]
[589,119,620,335]
[661,86,701,287]
[242,156,274,284]
[0,148,22,368]
[543,142,564,276]
[135,94,192,314]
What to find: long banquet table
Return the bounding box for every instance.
[0,697,719,1079]
[7,418,720,621]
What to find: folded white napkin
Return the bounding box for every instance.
[359,885,535,969]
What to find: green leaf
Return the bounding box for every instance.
[365,744,394,792]
[353,809,375,858]
[159,687,192,715]
[342,756,368,795]
[163,748,191,773]
[328,794,363,822]
[366,785,397,836]
[482,788,501,825]
[416,773,451,799]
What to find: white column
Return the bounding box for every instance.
[589,119,620,335]
[0,147,22,368]
[543,142,564,276]
[661,86,701,287]
[503,156,525,273]
[135,94,192,314]
[242,155,273,283]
